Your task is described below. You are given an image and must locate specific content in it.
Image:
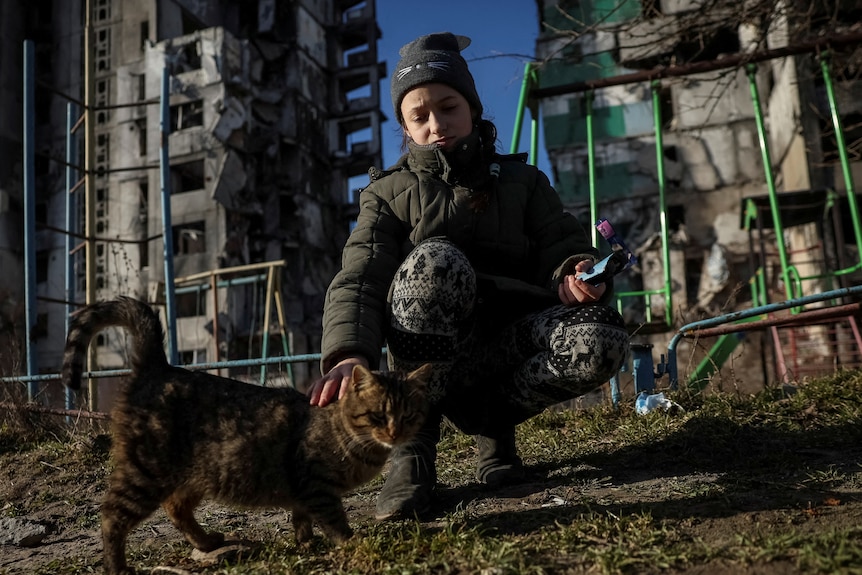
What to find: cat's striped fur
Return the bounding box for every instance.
[62,296,429,575]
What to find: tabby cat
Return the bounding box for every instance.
[62,296,430,575]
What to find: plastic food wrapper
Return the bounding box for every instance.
[635,391,684,415]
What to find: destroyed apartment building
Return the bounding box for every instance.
[0,0,384,392]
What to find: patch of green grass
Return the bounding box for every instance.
[2,501,26,518]
[5,369,862,574]
[732,527,862,573]
[30,558,99,575]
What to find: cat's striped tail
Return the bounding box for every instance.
[62,296,169,390]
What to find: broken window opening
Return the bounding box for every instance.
[179,349,207,365]
[675,26,741,64]
[135,118,147,156]
[170,159,205,193]
[36,249,49,283]
[140,20,149,52]
[170,100,204,131]
[139,180,149,268]
[173,221,206,255]
[135,73,146,101]
[176,290,207,318]
[172,41,202,74]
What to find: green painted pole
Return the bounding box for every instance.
[651,81,673,327]
[585,91,597,246]
[820,53,862,272]
[510,62,533,155]
[746,63,794,301]
[529,103,539,167]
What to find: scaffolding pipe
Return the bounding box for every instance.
[23,40,39,401]
[84,0,97,410]
[159,67,179,364]
[65,102,78,411]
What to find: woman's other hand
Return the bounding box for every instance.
[558,259,607,306]
[307,356,370,407]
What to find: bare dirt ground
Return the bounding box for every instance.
[2,407,862,575]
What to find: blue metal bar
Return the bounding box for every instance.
[1,353,326,385]
[23,40,39,401]
[175,274,268,294]
[666,284,862,388]
[630,343,656,394]
[0,349,394,386]
[159,67,179,364]
[65,102,79,411]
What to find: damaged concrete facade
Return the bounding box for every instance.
[535,0,862,390]
[1,0,384,387]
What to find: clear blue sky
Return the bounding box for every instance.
[373,0,553,180]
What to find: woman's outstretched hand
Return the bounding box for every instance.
[558,259,607,306]
[307,356,369,407]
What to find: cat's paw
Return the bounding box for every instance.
[194,531,226,552]
[293,521,314,545]
[327,526,354,545]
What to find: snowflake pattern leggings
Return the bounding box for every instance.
[387,238,630,429]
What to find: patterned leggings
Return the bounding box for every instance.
[387,238,629,430]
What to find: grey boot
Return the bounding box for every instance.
[475,426,524,487]
[374,412,441,521]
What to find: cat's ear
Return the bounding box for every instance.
[407,363,434,387]
[350,364,375,392]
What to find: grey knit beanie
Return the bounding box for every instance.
[391,32,483,124]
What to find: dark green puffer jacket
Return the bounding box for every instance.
[320,131,603,373]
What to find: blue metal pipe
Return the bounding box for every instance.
[1,353,326,386]
[0,349,394,387]
[159,67,179,364]
[630,343,656,394]
[23,40,39,401]
[175,274,267,294]
[65,102,78,411]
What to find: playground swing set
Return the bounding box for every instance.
[509,40,862,403]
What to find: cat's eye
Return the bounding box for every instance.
[367,413,387,426]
